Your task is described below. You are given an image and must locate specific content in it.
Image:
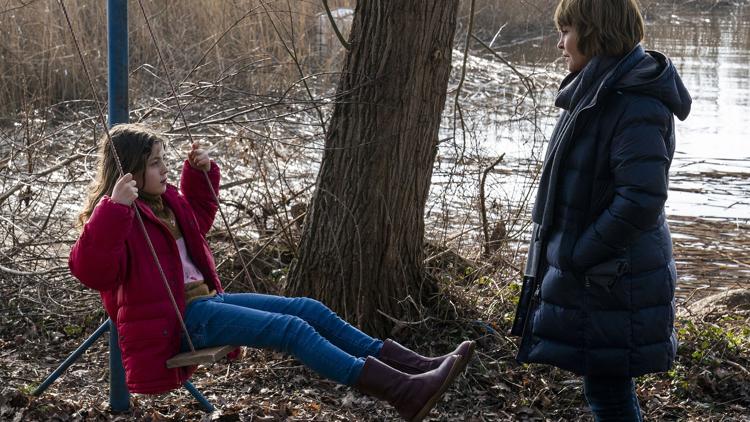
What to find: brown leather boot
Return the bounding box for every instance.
[355,355,461,422]
[379,339,475,374]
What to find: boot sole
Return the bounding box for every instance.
[384,339,476,375]
[454,341,475,375]
[409,355,465,422]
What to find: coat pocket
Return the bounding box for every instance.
[584,258,631,311]
[585,258,630,292]
[511,275,538,337]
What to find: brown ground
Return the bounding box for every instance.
[1,226,748,421]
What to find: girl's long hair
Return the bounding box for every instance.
[78,124,163,227]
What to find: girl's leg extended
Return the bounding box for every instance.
[184,296,364,385]
[583,376,643,422]
[219,293,383,358]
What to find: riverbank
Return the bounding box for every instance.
[670,216,750,298]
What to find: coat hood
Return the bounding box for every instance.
[614,48,692,121]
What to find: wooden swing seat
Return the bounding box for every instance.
[166,345,236,368]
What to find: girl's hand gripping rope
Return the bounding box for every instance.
[188,142,210,172]
[112,173,138,206]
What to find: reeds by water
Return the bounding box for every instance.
[0,0,355,118]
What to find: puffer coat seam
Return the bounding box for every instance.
[633,302,673,311]
[539,297,581,311]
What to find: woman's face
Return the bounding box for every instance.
[136,142,168,196]
[558,25,590,73]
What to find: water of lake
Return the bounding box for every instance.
[650,2,750,220]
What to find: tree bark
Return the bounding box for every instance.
[287,1,460,337]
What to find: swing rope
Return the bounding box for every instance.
[57,0,197,353]
[135,0,257,294]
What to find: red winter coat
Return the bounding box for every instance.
[69,161,224,394]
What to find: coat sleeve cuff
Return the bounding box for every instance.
[180,160,220,198]
[84,196,135,247]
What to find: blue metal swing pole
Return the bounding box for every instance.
[107,0,130,411]
[184,381,216,412]
[106,0,215,413]
[107,322,129,412]
[108,0,128,127]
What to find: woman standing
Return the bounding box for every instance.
[511,0,691,420]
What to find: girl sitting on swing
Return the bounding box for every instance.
[69,124,474,422]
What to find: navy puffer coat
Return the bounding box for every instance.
[515,45,691,377]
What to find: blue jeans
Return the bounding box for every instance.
[181,293,383,385]
[584,376,643,422]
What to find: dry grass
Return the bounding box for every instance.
[0,0,356,117]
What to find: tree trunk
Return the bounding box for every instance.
[287,1,460,337]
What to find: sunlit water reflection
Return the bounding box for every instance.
[649,3,750,219]
[463,2,750,221]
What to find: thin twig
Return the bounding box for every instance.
[321,0,351,50]
[0,263,68,276]
[260,1,328,138]
[471,34,536,93]
[452,0,476,160]
[480,153,505,257]
[0,152,87,205]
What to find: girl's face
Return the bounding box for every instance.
[136,142,168,196]
[558,25,589,73]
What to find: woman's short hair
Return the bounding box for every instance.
[555,0,645,57]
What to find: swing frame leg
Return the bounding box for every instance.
[32,319,111,397]
[184,381,215,412]
[32,318,216,413]
[32,319,131,411]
